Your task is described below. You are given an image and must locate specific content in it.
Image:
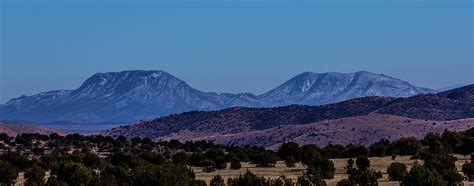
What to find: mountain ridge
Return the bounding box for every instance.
[0,70,435,124]
[104,85,474,147]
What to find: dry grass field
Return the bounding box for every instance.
[192,155,472,186]
[11,155,472,186]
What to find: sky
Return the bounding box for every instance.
[0,0,473,103]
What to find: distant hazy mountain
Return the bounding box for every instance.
[0,70,435,124]
[259,71,434,106]
[0,71,260,124]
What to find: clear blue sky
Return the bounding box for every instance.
[1,0,473,103]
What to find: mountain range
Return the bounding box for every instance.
[0,70,435,124]
[105,85,474,148]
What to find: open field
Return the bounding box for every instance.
[192,155,472,186]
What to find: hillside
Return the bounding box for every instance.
[105,97,394,138]
[105,85,474,147]
[377,84,474,120]
[161,114,474,148]
[0,123,65,136]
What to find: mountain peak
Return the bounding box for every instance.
[85,70,172,83]
[259,71,434,106]
[295,71,376,78]
[1,70,437,124]
[354,70,373,74]
[75,70,186,95]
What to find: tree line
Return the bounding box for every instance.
[0,127,472,186]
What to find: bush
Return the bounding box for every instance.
[172,152,188,164]
[355,156,370,170]
[342,145,369,158]
[230,159,242,170]
[306,157,335,179]
[403,163,447,186]
[277,142,301,161]
[25,165,46,185]
[89,173,118,186]
[130,164,195,186]
[345,158,381,185]
[462,161,474,181]
[202,159,216,172]
[392,137,423,156]
[275,175,294,186]
[188,153,207,166]
[285,156,297,168]
[297,170,326,186]
[83,152,101,169]
[54,162,93,186]
[387,162,407,181]
[0,152,32,171]
[192,180,207,186]
[214,158,227,170]
[422,153,463,185]
[100,165,131,185]
[369,139,390,157]
[45,176,68,186]
[227,171,268,186]
[301,144,336,180]
[250,151,277,167]
[336,179,352,186]
[0,160,18,185]
[321,144,344,158]
[356,169,381,185]
[300,144,322,165]
[206,148,225,163]
[210,175,225,186]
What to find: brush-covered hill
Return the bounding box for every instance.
[105,85,474,147]
[106,96,393,138]
[377,84,474,120]
[0,123,65,136]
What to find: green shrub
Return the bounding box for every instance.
[210,175,225,186]
[0,160,18,185]
[387,162,407,181]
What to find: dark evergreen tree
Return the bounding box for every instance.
[403,163,447,186]
[210,175,225,186]
[277,142,301,162]
[25,165,46,186]
[462,161,474,181]
[387,162,407,181]
[0,160,18,185]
